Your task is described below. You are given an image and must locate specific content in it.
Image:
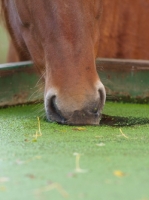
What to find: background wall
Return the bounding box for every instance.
[98,0,149,59]
[0,0,149,63]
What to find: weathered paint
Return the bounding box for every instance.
[0,58,149,106]
[0,61,43,106]
[97,58,149,103]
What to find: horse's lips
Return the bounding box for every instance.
[65,109,101,125]
[46,99,101,125]
[46,95,103,125]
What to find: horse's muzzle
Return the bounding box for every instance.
[45,84,106,125]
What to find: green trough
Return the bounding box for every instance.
[0,58,149,107]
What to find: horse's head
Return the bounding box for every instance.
[3,0,106,125]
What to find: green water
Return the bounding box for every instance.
[0,102,149,200]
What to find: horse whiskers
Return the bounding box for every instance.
[28,73,45,101]
[31,103,45,118]
[28,91,42,102]
[35,72,45,88]
[28,75,45,117]
[28,83,44,101]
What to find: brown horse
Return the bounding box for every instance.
[1,0,106,125]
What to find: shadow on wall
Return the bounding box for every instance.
[0,25,9,64]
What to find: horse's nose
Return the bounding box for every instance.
[45,83,106,125]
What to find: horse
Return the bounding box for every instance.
[0,0,106,125]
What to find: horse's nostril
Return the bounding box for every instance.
[46,95,66,124]
[50,96,58,114]
[89,107,99,117]
[92,107,99,114]
[98,85,106,108]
